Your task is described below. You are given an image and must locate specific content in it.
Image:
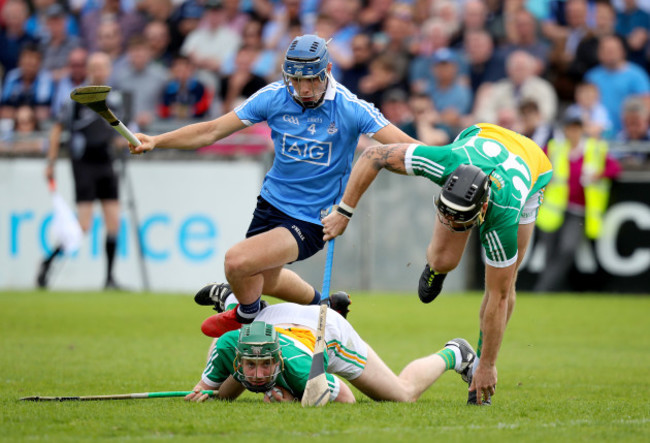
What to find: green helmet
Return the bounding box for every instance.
[235,322,283,392]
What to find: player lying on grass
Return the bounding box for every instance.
[185,302,476,404]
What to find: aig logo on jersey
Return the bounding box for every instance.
[282,133,332,166]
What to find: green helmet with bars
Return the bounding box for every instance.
[235,322,283,392]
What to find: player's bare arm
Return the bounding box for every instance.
[215,375,246,400]
[185,376,244,403]
[470,263,516,404]
[372,123,421,145]
[129,111,247,154]
[323,143,411,240]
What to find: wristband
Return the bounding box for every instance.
[335,202,355,219]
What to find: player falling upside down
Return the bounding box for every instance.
[128,34,419,337]
[185,302,476,404]
[322,123,553,405]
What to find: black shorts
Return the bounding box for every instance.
[246,196,325,261]
[71,161,119,202]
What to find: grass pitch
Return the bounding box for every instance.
[1,290,648,442]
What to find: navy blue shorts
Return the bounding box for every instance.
[246,196,325,261]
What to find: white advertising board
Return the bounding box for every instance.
[0,159,263,292]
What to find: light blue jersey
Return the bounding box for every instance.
[235,78,389,225]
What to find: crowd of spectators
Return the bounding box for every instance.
[0,0,649,166]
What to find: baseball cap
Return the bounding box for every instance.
[563,107,583,126]
[432,48,456,65]
[382,88,408,103]
[45,3,66,18]
[179,1,204,19]
[205,0,223,9]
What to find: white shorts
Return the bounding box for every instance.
[256,303,368,380]
[520,189,545,225]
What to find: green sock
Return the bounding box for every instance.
[435,348,457,371]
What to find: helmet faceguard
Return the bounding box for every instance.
[234,322,283,393]
[435,164,491,232]
[282,35,330,109]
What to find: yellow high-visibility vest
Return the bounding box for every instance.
[536,138,611,239]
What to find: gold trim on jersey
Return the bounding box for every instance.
[475,123,552,188]
[275,327,316,352]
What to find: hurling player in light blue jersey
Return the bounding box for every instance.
[129,35,418,336]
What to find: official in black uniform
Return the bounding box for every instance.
[38,52,124,290]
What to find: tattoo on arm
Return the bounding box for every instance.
[363,144,409,175]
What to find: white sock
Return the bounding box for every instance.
[445,344,463,371]
[224,294,238,310]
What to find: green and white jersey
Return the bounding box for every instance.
[201,329,339,400]
[405,123,553,268]
[200,304,368,401]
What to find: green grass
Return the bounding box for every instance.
[1,291,648,442]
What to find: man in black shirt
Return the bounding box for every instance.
[37,52,124,290]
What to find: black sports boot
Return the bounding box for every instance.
[36,260,50,289]
[36,246,63,289]
[328,291,351,319]
[467,378,492,406]
[104,277,125,291]
[194,283,233,313]
[195,283,268,313]
[418,264,447,303]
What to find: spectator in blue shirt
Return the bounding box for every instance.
[615,0,650,70]
[585,34,650,134]
[1,43,54,122]
[25,0,79,42]
[0,0,39,77]
[427,48,472,133]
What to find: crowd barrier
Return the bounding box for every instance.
[1,151,647,293]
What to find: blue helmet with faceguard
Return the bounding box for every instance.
[282,34,330,109]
